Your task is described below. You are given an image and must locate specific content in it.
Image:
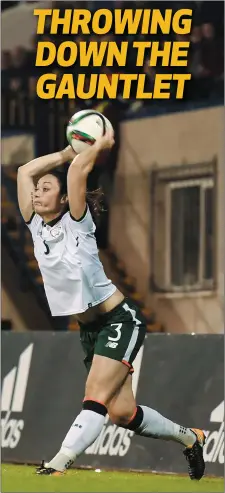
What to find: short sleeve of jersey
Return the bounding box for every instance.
[25,213,42,237]
[65,206,96,235]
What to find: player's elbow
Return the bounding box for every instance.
[17,165,24,174]
[17,164,31,177]
[17,166,26,181]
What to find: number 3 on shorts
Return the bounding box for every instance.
[108,323,122,342]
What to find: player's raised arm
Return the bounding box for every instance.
[67,130,115,220]
[17,146,75,222]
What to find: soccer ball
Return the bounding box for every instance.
[66,109,113,154]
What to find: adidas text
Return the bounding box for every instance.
[1,411,24,449]
[85,416,134,456]
[204,401,224,465]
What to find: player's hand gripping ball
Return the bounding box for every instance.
[66,109,114,154]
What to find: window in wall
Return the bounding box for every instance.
[168,179,214,290]
[151,162,216,293]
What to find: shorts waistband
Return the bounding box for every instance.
[79,297,128,331]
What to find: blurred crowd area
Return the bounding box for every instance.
[2,1,224,110]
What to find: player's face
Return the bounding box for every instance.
[33,175,63,216]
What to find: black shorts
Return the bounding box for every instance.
[79,298,147,373]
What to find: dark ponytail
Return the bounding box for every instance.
[86,188,105,222]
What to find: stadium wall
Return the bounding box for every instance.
[1,332,223,476]
[110,106,224,334]
[1,287,27,332]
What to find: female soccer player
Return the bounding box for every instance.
[17,130,205,480]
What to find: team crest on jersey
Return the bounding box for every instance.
[50,226,62,238]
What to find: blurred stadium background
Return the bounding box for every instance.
[2,0,224,334]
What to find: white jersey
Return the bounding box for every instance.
[26,207,116,316]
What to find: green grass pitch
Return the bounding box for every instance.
[1,464,224,493]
